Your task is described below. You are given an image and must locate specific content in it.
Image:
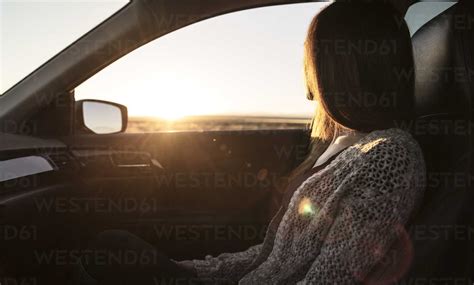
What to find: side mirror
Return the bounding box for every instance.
[76,100,127,134]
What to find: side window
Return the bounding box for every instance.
[74,4,329,132]
[405,1,457,36]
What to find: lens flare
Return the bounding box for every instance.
[298,197,317,216]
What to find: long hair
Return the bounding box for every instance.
[289,2,415,179]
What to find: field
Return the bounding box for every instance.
[127,115,311,132]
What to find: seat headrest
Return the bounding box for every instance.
[412,1,473,117]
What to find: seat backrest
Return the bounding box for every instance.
[402,0,473,280]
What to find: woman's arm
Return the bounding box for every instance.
[176,243,262,283]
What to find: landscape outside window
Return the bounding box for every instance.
[74,4,327,132]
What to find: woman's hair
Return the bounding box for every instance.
[290,2,415,178]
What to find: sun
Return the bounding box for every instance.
[129,90,194,121]
[124,75,216,120]
[158,109,186,121]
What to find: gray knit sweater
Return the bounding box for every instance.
[186,128,426,284]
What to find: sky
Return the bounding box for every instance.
[1,1,129,91]
[1,1,455,119]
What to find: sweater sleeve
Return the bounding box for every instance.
[297,138,425,284]
[185,243,262,283]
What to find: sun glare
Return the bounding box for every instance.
[158,109,186,121]
[131,97,190,121]
[127,83,213,121]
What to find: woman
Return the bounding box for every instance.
[78,2,425,284]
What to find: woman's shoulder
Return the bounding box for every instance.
[331,128,425,177]
[352,128,422,158]
[335,128,426,200]
[314,128,425,180]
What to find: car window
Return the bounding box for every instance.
[405,1,457,36]
[1,0,130,95]
[74,4,330,132]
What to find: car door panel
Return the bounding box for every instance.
[65,129,309,257]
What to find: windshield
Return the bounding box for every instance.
[0,0,129,94]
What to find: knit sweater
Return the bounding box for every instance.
[187,128,426,284]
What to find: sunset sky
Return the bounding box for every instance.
[1,1,454,119]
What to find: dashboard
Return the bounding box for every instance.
[0,133,159,200]
[0,133,77,198]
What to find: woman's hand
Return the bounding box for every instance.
[174,260,197,275]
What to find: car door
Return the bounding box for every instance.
[63,123,309,259]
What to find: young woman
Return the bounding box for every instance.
[78,2,425,284]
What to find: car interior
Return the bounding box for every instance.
[0,0,472,284]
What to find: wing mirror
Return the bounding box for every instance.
[76,100,128,134]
